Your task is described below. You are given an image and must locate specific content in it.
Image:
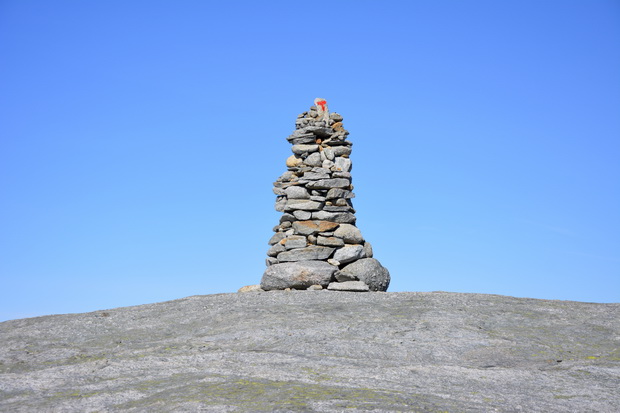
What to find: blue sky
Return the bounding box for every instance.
[1,0,619,321]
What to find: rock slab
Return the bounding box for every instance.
[1,292,618,412]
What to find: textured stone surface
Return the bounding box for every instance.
[284,186,310,199]
[292,210,312,220]
[333,157,352,172]
[277,246,335,262]
[1,292,618,412]
[292,220,340,235]
[304,152,322,166]
[316,236,345,247]
[333,245,365,265]
[286,155,303,167]
[339,258,390,291]
[284,199,323,211]
[282,235,307,250]
[327,281,370,291]
[291,144,319,155]
[305,178,351,190]
[312,211,356,224]
[333,223,363,243]
[260,261,336,290]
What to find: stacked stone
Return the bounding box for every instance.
[260,99,390,292]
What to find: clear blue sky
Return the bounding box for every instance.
[1,1,619,321]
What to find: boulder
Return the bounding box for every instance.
[339,258,390,291]
[260,260,336,290]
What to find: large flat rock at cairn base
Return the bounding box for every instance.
[1,292,619,412]
[260,260,336,290]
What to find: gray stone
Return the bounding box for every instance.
[288,136,316,145]
[293,210,312,220]
[292,220,340,235]
[287,130,314,141]
[303,152,322,167]
[331,146,352,156]
[291,144,319,155]
[312,210,356,224]
[333,157,352,172]
[282,235,307,250]
[322,159,334,169]
[326,188,354,200]
[339,258,390,292]
[279,213,296,223]
[275,197,286,212]
[277,246,335,262]
[267,243,285,257]
[268,232,287,245]
[333,244,366,265]
[332,171,352,179]
[276,171,295,182]
[272,186,286,196]
[238,284,265,293]
[327,281,369,292]
[323,146,335,160]
[323,205,353,212]
[363,241,373,258]
[284,186,310,199]
[305,178,350,190]
[261,261,336,290]
[334,270,357,282]
[302,169,331,180]
[265,257,278,266]
[333,224,364,243]
[306,284,323,290]
[316,236,345,247]
[285,199,323,211]
[327,258,340,266]
[309,195,326,202]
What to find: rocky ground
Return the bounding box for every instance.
[1,291,618,412]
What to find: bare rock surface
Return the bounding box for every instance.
[1,291,619,412]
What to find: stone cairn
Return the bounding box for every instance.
[257,98,390,292]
